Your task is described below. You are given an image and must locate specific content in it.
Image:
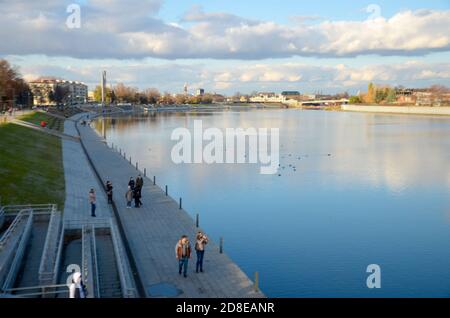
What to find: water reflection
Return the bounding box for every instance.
[95,109,450,297]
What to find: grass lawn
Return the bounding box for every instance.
[20,111,65,132]
[0,123,65,209]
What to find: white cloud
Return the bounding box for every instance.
[0,3,449,60]
[15,57,450,94]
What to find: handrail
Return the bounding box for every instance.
[51,224,66,287]
[2,210,34,291]
[91,227,101,298]
[109,220,137,298]
[38,208,62,283]
[81,224,99,298]
[0,210,31,248]
[64,218,110,230]
[0,204,55,219]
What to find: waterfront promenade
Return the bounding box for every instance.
[75,114,264,298]
[63,113,113,225]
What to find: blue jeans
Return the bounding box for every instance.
[196,250,205,272]
[91,203,96,216]
[179,257,189,276]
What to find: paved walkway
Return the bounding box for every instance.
[62,113,112,226]
[77,117,264,298]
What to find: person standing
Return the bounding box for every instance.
[128,177,135,191]
[136,174,144,203]
[89,189,96,217]
[69,272,87,298]
[133,186,141,208]
[195,231,209,273]
[106,181,113,204]
[125,186,133,208]
[175,235,191,278]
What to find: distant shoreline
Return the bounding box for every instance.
[341,104,450,116]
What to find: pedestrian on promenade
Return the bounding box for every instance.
[89,189,96,217]
[133,186,142,208]
[176,235,191,278]
[125,186,133,208]
[128,177,135,190]
[106,181,113,204]
[136,174,144,200]
[195,231,209,273]
[69,272,87,298]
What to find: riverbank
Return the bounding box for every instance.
[0,122,65,208]
[79,113,265,298]
[342,104,450,116]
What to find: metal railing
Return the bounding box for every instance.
[0,204,55,215]
[0,209,33,249]
[109,219,137,298]
[81,224,100,298]
[1,210,34,291]
[2,284,69,298]
[64,218,110,230]
[38,207,62,286]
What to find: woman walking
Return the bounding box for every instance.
[125,186,133,208]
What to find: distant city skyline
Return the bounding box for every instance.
[1,0,450,94]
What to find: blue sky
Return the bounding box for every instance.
[1,0,450,94]
[159,0,450,23]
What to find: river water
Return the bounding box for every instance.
[96,108,450,297]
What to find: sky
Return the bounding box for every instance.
[1,0,450,94]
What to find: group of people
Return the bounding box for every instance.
[176,231,209,278]
[87,174,144,217]
[126,174,144,208]
[87,177,211,285]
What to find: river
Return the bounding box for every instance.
[95,108,450,297]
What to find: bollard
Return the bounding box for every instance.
[179,198,182,210]
[219,237,223,254]
[196,213,199,228]
[124,152,126,159]
[254,272,259,292]
[144,168,147,177]
[165,185,168,196]
[129,156,132,164]
[136,162,138,170]
[119,148,122,155]
[153,176,156,185]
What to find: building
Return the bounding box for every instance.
[29,77,88,106]
[196,88,205,96]
[249,92,283,103]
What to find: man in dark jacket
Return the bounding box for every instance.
[136,174,144,202]
[106,181,113,204]
[128,177,135,190]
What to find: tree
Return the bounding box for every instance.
[93,85,112,104]
[349,96,361,104]
[201,94,213,104]
[49,85,70,105]
[160,92,174,105]
[0,59,32,110]
[365,82,376,103]
[143,88,160,104]
[386,88,396,103]
[174,94,187,105]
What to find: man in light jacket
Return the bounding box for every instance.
[175,235,191,278]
